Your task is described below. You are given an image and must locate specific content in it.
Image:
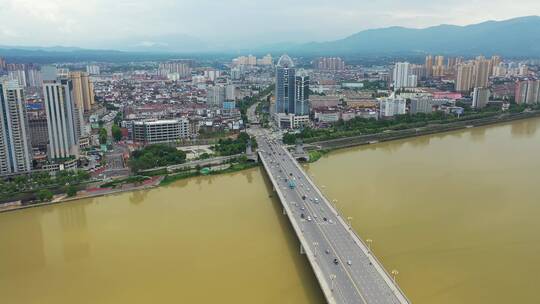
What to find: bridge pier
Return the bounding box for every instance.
[300,244,305,255]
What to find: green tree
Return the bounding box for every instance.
[36,189,53,202]
[112,124,123,142]
[66,185,77,197]
[99,128,108,145]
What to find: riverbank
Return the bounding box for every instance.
[3,112,539,214]
[0,160,260,213]
[310,111,540,151]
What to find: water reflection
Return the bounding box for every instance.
[0,211,46,274]
[469,127,487,142]
[58,204,90,261]
[511,119,538,137]
[129,189,149,205]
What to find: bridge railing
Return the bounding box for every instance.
[283,146,412,304]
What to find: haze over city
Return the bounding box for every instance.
[2,0,540,51]
[1,1,540,304]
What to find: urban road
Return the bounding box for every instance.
[253,128,410,304]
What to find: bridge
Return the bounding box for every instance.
[255,130,410,304]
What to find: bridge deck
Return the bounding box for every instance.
[257,133,410,304]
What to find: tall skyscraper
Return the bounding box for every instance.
[294,69,310,116]
[0,80,32,176]
[275,55,296,114]
[207,85,226,107]
[393,62,416,89]
[425,55,433,78]
[515,80,540,104]
[456,63,474,93]
[43,71,80,159]
[472,87,490,109]
[473,58,490,88]
[69,71,94,113]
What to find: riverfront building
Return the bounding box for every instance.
[132,119,190,145]
[0,80,32,176]
[43,76,80,160]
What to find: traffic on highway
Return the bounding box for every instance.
[256,131,408,304]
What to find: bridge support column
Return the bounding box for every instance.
[300,244,305,255]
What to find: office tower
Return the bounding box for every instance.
[379,94,406,118]
[294,69,310,116]
[0,80,32,176]
[28,115,49,151]
[425,55,433,78]
[86,65,100,75]
[68,72,87,138]
[472,87,490,109]
[473,58,490,88]
[515,80,540,104]
[43,73,80,159]
[456,64,474,93]
[275,54,296,114]
[207,85,226,107]
[393,62,416,89]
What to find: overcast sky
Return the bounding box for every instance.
[1,0,540,49]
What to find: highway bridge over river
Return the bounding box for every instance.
[255,129,410,304]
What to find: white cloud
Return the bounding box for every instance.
[0,0,538,48]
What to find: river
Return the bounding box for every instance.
[2,117,540,303]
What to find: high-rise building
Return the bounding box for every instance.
[313,57,345,71]
[515,80,540,104]
[435,56,445,67]
[43,72,80,159]
[28,115,49,151]
[425,55,433,78]
[379,94,406,118]
[411,64,427,81]
[294,69,310,116]
[275,55,296,114]
[473,58,490,88]
[0,80,32,176]
[86,65,100,75]
[393,62,416,89]
[8,70,27,87]
[472,87,490,109]
[159,61,192,78]
[257,54,273,66]
[207,85,226,107]
[0,57,6,71]
[456,63,474,93]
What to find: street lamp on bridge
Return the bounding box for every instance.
[347,216,353,229]
[391,269,399,283]
[330,274,337,291]
[366,238,373,252]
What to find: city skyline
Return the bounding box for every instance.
[1,0,540,51]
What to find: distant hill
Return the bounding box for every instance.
[1,16,539,61]
[285,16,540,57]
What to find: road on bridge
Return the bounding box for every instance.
[255,129,409,304]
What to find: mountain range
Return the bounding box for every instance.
[1,16,539,60]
